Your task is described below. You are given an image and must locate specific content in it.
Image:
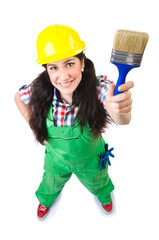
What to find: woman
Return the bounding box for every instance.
[14,24,134,219]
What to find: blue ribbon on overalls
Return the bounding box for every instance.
[100,144,115,171]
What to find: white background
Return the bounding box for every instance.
[1,0,159,239]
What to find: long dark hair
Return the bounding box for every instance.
[29,52,111,144]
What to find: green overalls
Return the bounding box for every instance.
[35,105,114,207]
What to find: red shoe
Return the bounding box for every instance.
[102,201,113,213]
[37,203,49,219]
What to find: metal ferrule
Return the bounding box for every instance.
[110,49,143,66]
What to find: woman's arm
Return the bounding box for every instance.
[105,81,134,125]
[14,92,31,123]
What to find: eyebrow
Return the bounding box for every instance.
[47,58,75,66]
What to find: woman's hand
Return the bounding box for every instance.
[105,81,134,125]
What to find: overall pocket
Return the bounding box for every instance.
[93,166,109,190]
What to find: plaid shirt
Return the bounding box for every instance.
[19,75,110,127]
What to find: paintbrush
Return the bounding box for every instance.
[110,30,149,95]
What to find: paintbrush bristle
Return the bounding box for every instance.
[113,30,149,54]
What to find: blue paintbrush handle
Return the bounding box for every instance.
[111,62,138,95]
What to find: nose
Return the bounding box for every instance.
[59,68,69,82]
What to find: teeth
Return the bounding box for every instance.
[60,81,72,87]
[61,83,69,86]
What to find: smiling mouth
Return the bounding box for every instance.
[59,80,74,88]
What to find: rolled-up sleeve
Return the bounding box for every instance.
[97,75,110,106]
[19,83,32,106]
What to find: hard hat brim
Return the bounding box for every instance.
[36,48,85,64]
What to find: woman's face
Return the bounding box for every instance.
[47,56,84,104]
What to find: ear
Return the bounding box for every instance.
[81,57,85,69]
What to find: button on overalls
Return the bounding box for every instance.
[35,105,114,207]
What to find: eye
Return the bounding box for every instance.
[49,66,58,71]
[66,62,75,68]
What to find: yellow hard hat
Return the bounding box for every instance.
[36,24,86,64]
